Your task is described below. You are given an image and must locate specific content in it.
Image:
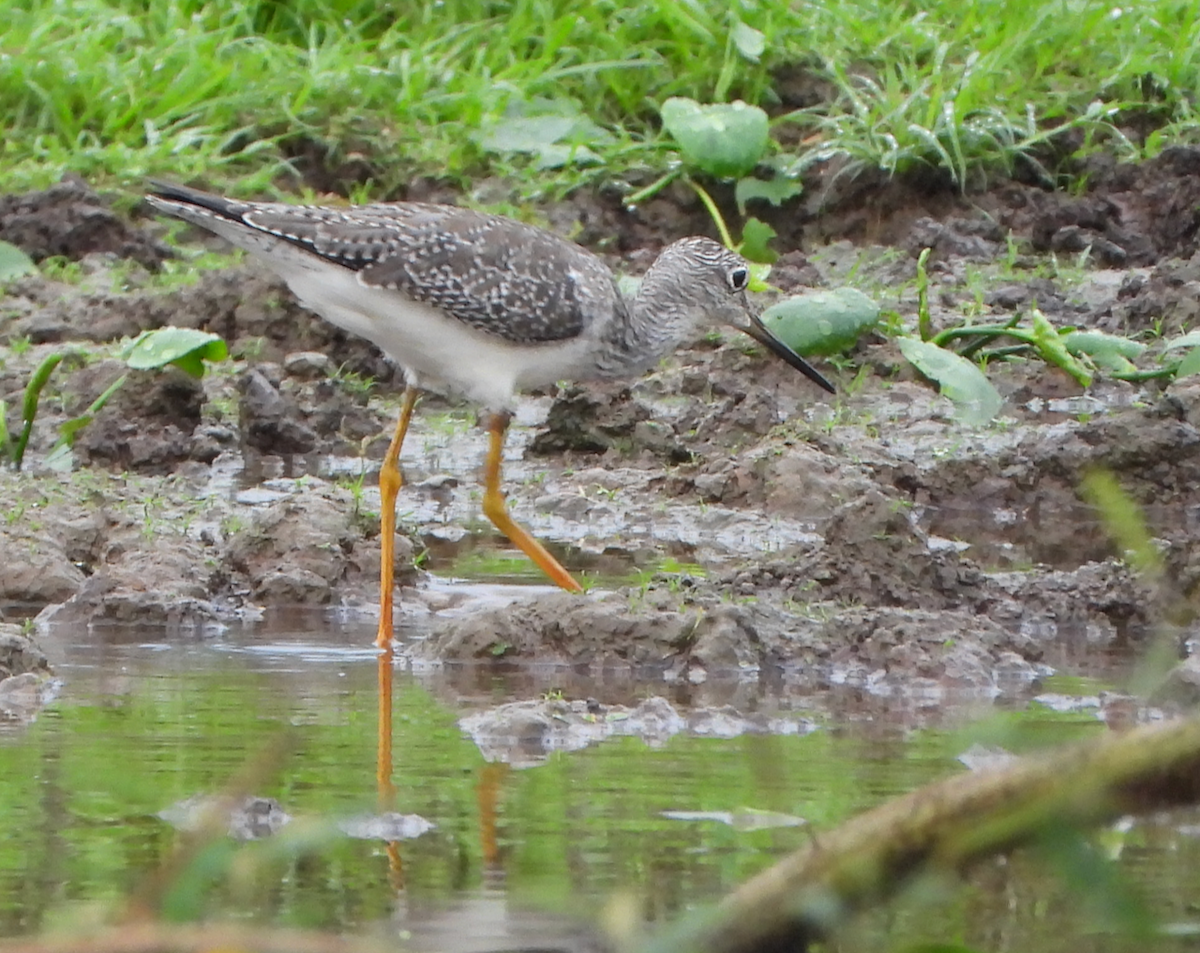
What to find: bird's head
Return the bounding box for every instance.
[646,237,835,393]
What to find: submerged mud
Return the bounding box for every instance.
[2,161,1199,718]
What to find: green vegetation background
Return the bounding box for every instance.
[4,0,1199,201]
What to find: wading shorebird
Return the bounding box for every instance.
[146,182,835,646]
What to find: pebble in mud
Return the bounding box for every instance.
[282,350,333,379]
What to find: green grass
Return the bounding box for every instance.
[3,0,1200,200]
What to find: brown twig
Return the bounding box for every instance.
[650,716,1200,953]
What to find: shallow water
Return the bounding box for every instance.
[2,611,1198,950]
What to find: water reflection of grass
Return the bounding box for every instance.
[0,643,1196,949]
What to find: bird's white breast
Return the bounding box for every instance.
[273,256,596,411]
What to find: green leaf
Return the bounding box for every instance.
[1030,309,1092,386]
[0,241,37,281]
[533,143,601,170]
[738,217,778,264]
[898,337,1004,426]
[56,415,95,445]
[1063,330,1146,360]
[660,97,769,179]
[478,115,578,153]
[22,354,64,425]
[124,328,227,378]
[731,21,766,61]
[42,440,76,472]
[475,104,611,169]
[1164,329,1200,351]
[916,247,932,341]
[12,353,67,470]
[760,288,880,356]
[1176,347,1200,378]
[0,399,9,461]
[734,176,803,216]
[1064,330,1145,373]
[747,262,772,292]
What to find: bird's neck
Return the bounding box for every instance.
[591,279,690,379]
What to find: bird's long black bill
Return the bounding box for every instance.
[744,315,836,393]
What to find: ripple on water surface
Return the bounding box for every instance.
[0,610,1196,949]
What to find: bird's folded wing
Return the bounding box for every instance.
[242,203,601,344]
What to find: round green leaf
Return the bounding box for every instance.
[124,327,228,378]
[760,288,880,356]
[898,337,1004,426]
[660,97,769,179]
[0,240,37,281]
[731,21,766,61]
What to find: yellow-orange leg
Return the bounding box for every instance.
[477,761,510,867]
[376,385,420,648]
[481,411,583,593]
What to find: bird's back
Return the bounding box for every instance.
[146,183,622,348]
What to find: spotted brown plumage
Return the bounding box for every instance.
[203,197,602,344]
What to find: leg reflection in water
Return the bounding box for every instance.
[377,646,403,889]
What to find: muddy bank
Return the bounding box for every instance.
[2,165,1198,709]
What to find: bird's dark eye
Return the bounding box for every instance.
[729,267,749,291]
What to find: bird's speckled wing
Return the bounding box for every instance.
[239,202,614,345]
